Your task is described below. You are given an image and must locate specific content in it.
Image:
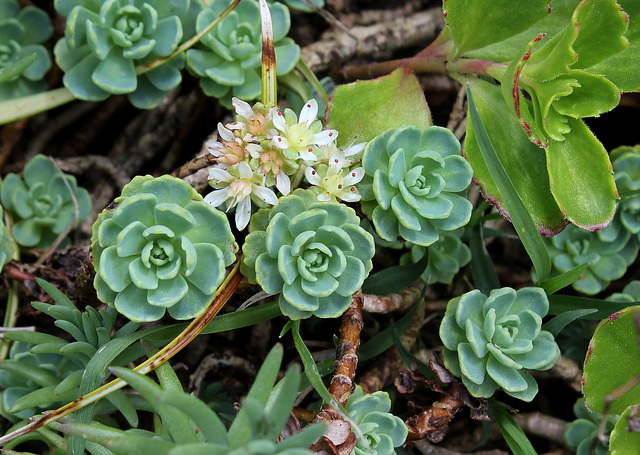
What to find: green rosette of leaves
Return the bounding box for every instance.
[359,125,473,247]
[0,154,91,248]
[563,398,617,455]
[53,0,190,109]
[241,189,374,320]
[545,224,638,295]
[401,229,471,285]
[598,145,640,242]
[0,0,52,101]
[186,0,300,108]
[345,386,408,455]
[439,287,560,401]
[91,175,236,322]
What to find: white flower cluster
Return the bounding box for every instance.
[204,98,365,230]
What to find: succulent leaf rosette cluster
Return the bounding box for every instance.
[545,224,638,295]
[440,287,560,401]
[563,398,617,455]
[345,386,408,455]
[186,0,300,107]
[241,189,374,319]
[204,97,365,230]
[91,175,236,322]
[0,0,53,101]
[0,154,91,249]
[54,0,190,109]
[359,125,473,247]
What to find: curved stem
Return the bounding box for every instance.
[0,260,243,447]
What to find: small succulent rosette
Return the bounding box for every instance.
[401,228,471,285]
[0,154,91,249]
[607,280,640,303]
[545,224,638,295]
[359,125,473,247]
[564,398,617,455]
[440,287,560,401]
[91,175,237,322]
[53,0,191,109]
[186,0,300,107]
[241,189,375,319]
[597,145,640,242]
[345,386,408,455]
[0,0,52,101]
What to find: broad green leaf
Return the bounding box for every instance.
[443,0,550,56]
[609,403,640,455]
[362,250,428,295]
[541,308,597,337]
[325,68,431,148]
[583,305,640,414]
[0,53,37,83]
[545,118,617,230]
[540,263,588,295]
[463,77,566,235]
[490,402,538,455]
[466,83,552,283]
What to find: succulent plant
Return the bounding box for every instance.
[272,0,324,13]
[186,0,300,108]
[545,224,638,295]
[345,386,408,455]
[0,342,77,420]
[401,228,471,285]
[0,207,16,270]
[564,398,617,455]
[0,0,52,101]
[91,175,237,322]
[241,189,375,320]
[359,125,473,247]
[0,154,91,248]
[597,145,640,242]
[53,0,191,109]
[607,280,640,303]
[439,287,560,401]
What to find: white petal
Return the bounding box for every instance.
[317,192,332,202]
[232,97,254,119]
[253,185,279,205]
[313,129,338,146]
[299,99,318,126]
[217,123,235,142]
[204,188,230,208]
[246,143,263,158]
[344,142,366,156]
[343,167,365,185]
[272,136,289,150]
[208,167,235,182]
[273,111,287,131]
[305,166,322,185]
[235,197,252,230]
[205,140,224,156]
[338,191,361,203]
[328,151,347,170]
[276,172,291,195]
[299,149,320,164]
[237,161,254,179]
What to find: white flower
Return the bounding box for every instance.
[305,151,365,202]
[204,162,278,230]
[272,99,338,163]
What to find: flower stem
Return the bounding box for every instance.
[296,59,329,104]
[258,0,277,105]
[0,88,76,126]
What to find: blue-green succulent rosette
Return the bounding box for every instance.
[0,154,91,249]
[440,287,560,401]
[54,0,191,109]
[241,189,375,320]
[186,0,300,108]
[345,386,408,455]
[564,398,617,455]
[0,0,53,101]
[545,224,638,295]
[359,125,473,247]
[91,175,237,322]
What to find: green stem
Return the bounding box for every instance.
[135,0,241,76]
[295,59,328,104]
[0,280,19,362]
[258,0,277,105]
[0,87,77,126]
[291,163,307,189]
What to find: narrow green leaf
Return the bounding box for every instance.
[3,331,65,345]
[393,328,436,380]
[362,251,428,295]
[466,84,551,283]
[540,263,588,295]
[542,308,598,337]
[0,87,77,125]
[0,360,60,388]
[9,385,76,414]
[469,223,500,294]
[264,364,302,441]
[548,294,631,319]
[0,53,37,83]
[491,402,538,455]
[35,278,76,308]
